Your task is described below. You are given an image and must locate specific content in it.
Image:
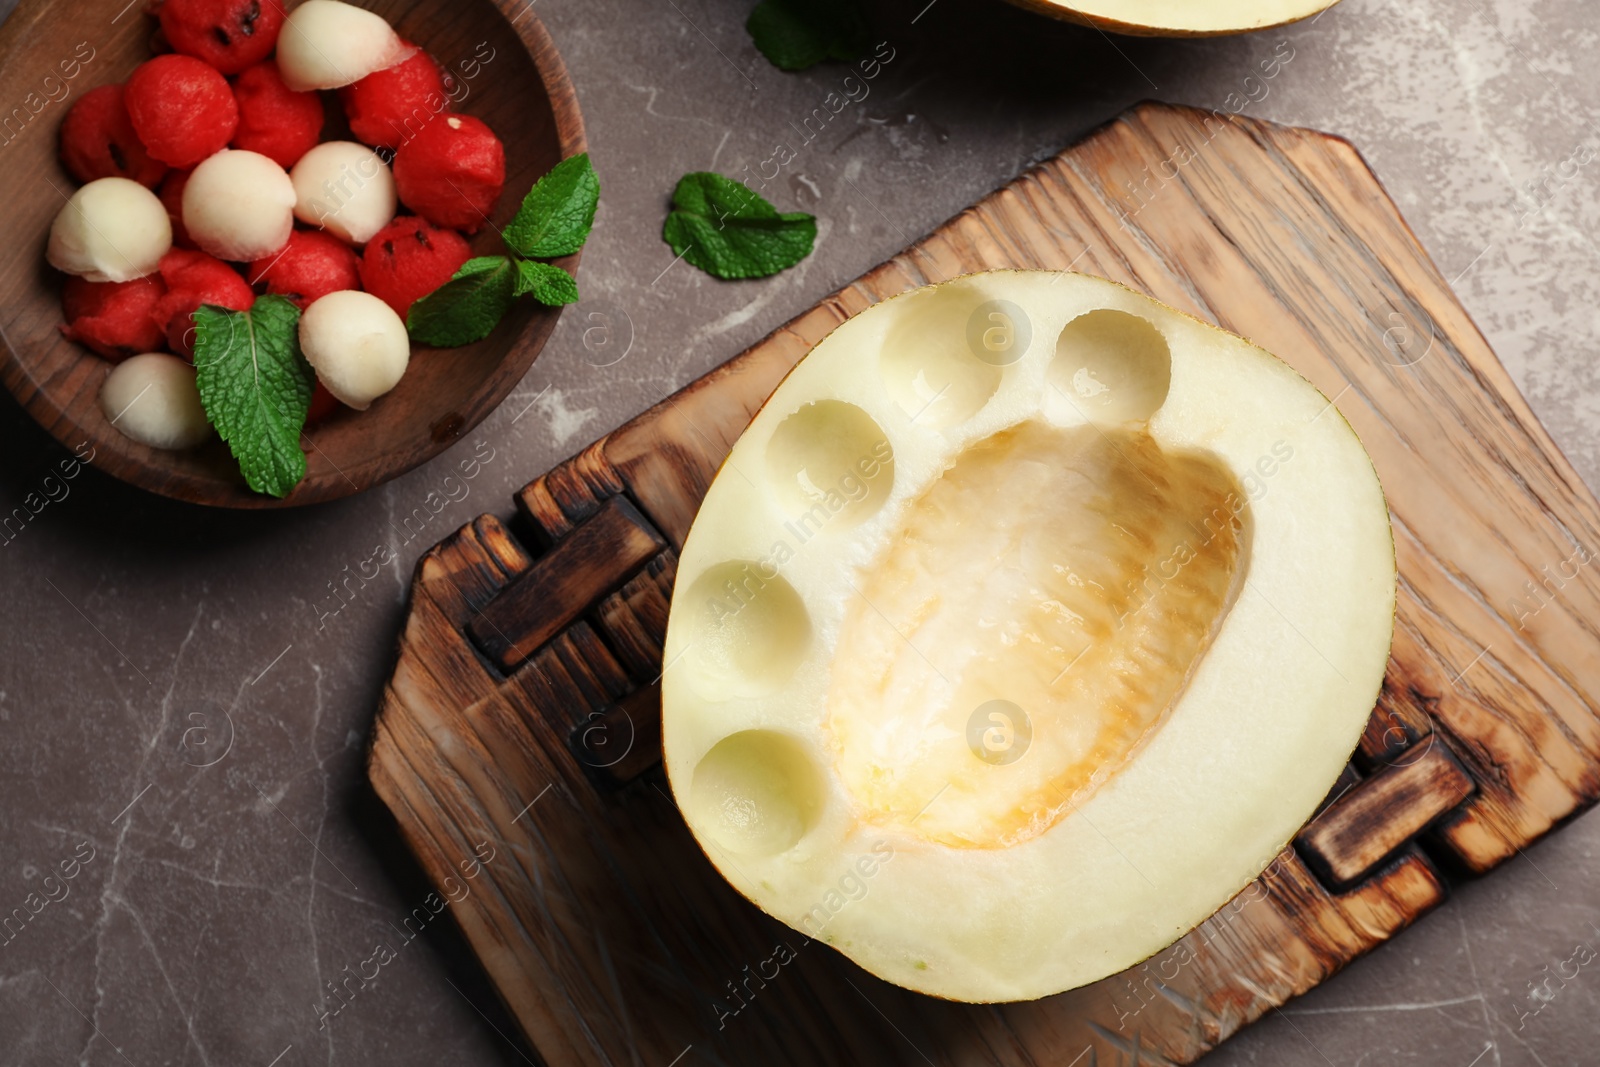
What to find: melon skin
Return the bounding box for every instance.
[662,271,1395,1003]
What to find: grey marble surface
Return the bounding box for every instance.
[3,0,1599,1064]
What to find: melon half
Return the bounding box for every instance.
[1007,0,1339,35]
[661,271,1394,1003]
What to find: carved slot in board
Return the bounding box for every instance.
[465,495,666,671]
[1297,740,1476,887]
[569,681,663,789]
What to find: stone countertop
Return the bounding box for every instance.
[3,0,1598,1063]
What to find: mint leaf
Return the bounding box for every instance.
[503,153,600,258]
[515,261,579,305]
[662,172,816,280]
[407,256,517,346]
[191,295,313,498]
[747,0,870,71]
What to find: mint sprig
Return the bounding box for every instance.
[662,172,816,280]
[407,153,597,346]
[747,0,870,71]
[192,295,315,498]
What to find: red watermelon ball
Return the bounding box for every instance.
[58,84,168,188]
[339,42,448,150]
[392,114,505,233]
[153,248,255,357]
[231,60,324,169]
[59,275,169,361]
[157,169,195,249]
[125,55,240,169]
[248,229,361,309]
[357,215,470,318]
[159,0,286,76]
[306,381,343,425]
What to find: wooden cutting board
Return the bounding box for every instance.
[367,102,1600,1066]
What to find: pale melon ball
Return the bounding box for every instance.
[276,0,411,91]
[299,290,409,410]
[291,141,397,245]
[183,149,297,262]
[100,353,213,449]
[47,178,171,282]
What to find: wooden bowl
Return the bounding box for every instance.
[0,0,583,508]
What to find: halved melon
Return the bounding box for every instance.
[662,271,1394,1003]
[1007,0,1338,35]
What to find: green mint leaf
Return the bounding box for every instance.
[514,261,579,305]
[191,295,313,498]
[662,172,816,280]
[747,0,870,71]
[407,256,517,346]
[503,153,600,259]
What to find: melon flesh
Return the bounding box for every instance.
[1012,0,1338,35]
[662,271,1394,1003]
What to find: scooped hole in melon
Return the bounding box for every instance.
[877,281,1034,427]
[679,561,812,700]
[689,730,824,857]
[1046,308,1172,425]
[764,400,894,531]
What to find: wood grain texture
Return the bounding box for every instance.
[369,103,1600,1066]
[0,0,583,507]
